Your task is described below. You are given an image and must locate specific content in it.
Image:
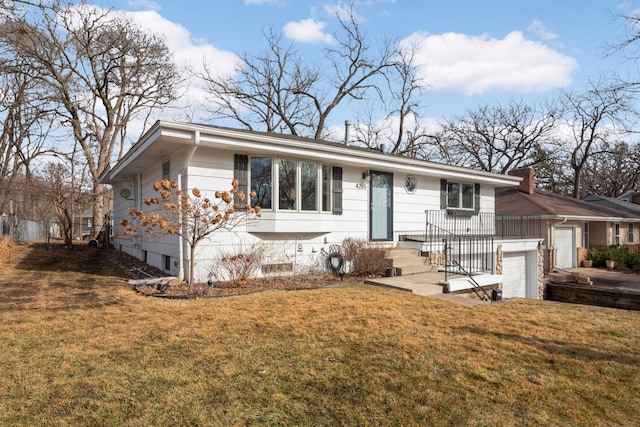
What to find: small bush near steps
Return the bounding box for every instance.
[341,237,391,276]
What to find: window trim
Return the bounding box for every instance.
[583,221,589,248]
[440,179,480,216]
[628,223,634,244]
[236,154,339,214]
[162,160,170,180]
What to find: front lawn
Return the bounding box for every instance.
[1,241,639,426]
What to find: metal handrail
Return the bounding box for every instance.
[452,260,492,301]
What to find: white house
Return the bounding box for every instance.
[100,121,542,298]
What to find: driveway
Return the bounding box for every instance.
[569,267,640,293]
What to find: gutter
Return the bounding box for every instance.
[177,129,200,282]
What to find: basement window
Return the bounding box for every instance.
[261,263,294,274]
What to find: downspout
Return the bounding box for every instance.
[177,130,200,282]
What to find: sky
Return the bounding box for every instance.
[92,0,640,141]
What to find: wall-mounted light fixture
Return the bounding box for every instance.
[362,170,370,180]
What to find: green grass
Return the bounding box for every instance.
[1,243,639,426]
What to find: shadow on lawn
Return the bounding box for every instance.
[455,325,640,367]
[1,241,133,311]
[15,241,126,276]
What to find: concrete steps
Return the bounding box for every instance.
[385,248,437,276]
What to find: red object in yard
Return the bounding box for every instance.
[89,225,111,248]
[93,230,107,248]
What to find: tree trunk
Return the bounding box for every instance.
[92,183,105,238]
[572,166,583,199]
[189,243,196,286]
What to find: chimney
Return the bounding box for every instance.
[344,120,351,146]
[632,191,640,204]
[508,167,535,195]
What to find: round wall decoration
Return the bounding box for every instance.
[119,188,131,199]
[405,176,417,193]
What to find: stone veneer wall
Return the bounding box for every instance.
[539,246,549,300]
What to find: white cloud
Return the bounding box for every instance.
[528,19,558,41]
[83,7,242,136]
[401,31,578,95]
[283,19,336,44]
[323,3,362,22]
[126,10,238,77]
[126,0,161,12]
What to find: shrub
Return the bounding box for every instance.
[588,246,640,270]
[210,243,265,286]
[341,237,391,276]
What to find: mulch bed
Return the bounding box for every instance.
[132,274,363,299]
[103,245,374,298]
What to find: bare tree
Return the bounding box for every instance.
[385,43,426,155]
[429,100,558,174]
[522,144,573,195]
[1,1,181,234]
[199,7,395,140]
[352,42,432,157]
[558,81,633,198]
[581,141,640,197]
[42,161,91,247]
[0,55,56,216]
[201,28,317,135]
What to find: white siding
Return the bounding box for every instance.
[109,138,504,283]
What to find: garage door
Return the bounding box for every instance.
[555,227,575,269]
[502,252,527,298]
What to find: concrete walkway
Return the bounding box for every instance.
[364,272,490,307]
[567,267,640,292]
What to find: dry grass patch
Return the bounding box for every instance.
[0,235,18,262]
[0,242,639,425]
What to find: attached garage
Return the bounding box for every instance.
[499,239,541,299]
[554,227,576,269]
[502,252,526,298]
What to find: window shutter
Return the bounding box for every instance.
[440,179,447,209]
[234,154,248,206]
[332,167,343,215]
[474,183,481,213]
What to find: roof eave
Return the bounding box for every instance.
[104,120,523,186]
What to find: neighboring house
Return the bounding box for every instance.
[74,210,93,241]
[583,193,640,217]
[496,168,640,271]
[99,121,542,298]
[582,194,640,252]
[617,190,640,204]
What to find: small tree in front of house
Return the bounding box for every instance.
[118,179,260,285]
